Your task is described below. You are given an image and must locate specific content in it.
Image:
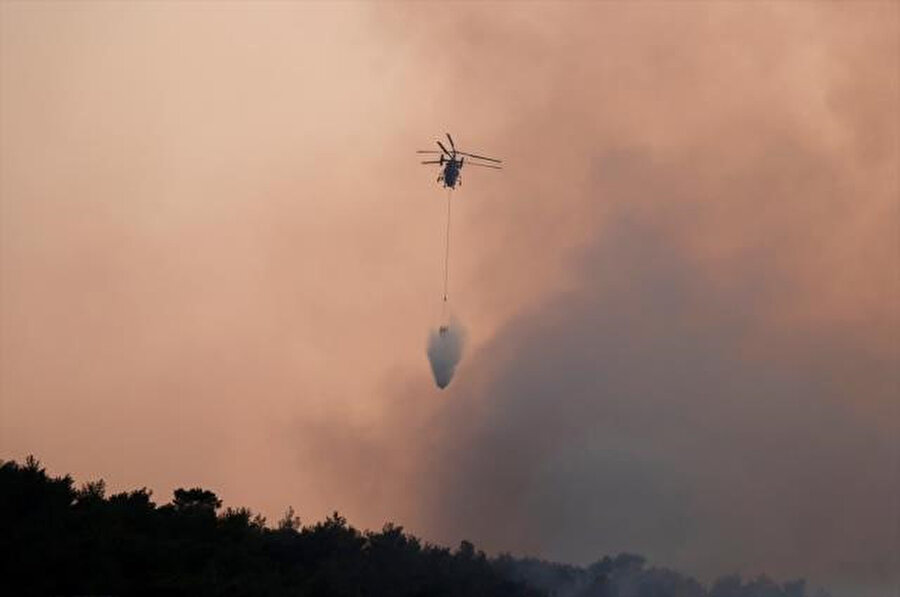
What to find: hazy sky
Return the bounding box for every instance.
[1,2,897,596]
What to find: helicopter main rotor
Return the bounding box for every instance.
[416,133,502,166]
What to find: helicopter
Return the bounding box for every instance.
[417,133,501,189]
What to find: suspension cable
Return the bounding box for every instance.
[443,188,452,303]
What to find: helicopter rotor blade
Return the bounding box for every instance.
[436,140,452,157]
[458,151,501,163]
[464,162,502,169]
[421,160,442,164]
[446,133,455,150]
[416,150,443,154]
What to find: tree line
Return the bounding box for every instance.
[0,457,830,597]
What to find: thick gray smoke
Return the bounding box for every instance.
[426,319,466,389]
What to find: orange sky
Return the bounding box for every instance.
[1,3,897,596]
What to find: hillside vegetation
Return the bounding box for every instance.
[0,457,825,597]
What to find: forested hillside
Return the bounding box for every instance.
[0,457,827,597]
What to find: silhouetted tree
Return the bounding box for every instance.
[277,505,301,531]
[172,487,222,513]
[0,457,829,597]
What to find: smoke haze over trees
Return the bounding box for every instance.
[1,457,831,597]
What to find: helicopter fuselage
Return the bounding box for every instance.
[441,158,461,188]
